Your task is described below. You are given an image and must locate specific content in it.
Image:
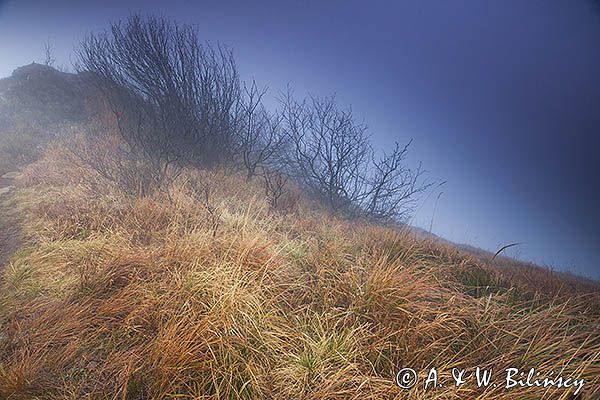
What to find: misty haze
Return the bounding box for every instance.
[0,1,599,399]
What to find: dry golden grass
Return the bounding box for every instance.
[0,146,598,399]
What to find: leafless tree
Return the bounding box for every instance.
[279,89,429,221]
[360,140,429,220]
[65,110,177,197]
[279,90,367,212]
[43,40,56,67]
[234,81,285,180]
[76,14,241,171]
[262,167,288,208]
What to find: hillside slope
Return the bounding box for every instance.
[0,65,598,399]
[0,144,597,399]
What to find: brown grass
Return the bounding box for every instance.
[0,145,598,399]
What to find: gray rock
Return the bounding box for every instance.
[0,186,13,195]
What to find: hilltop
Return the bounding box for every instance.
[0,63,89,129]
[0,63,91,174]
[0,64,598,399]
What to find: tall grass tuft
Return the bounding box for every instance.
[0,146,598,399]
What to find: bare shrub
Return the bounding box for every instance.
[76,14,241,170]
[279,89,430,221]
[65,112,180,197]
[233,81,285,181]
[74,14,427,217]
[43,41,56,67]
[186,172,223,237]
[262,167,288,209]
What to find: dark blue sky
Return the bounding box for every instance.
[1,0,599,278]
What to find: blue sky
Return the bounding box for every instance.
[1,0,599,278]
